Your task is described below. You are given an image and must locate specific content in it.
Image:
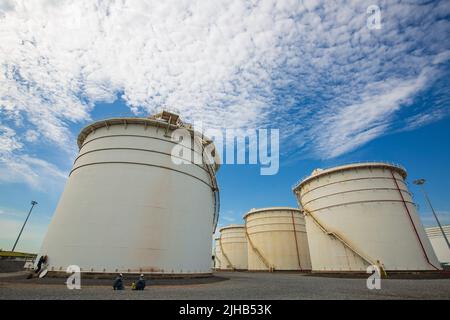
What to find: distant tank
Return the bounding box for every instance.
[38,111,220,275]
[213,238,224,270]
[426,225,450,266]
[216,225,248,270]
[293,162,441,272]
[244,207,311,271]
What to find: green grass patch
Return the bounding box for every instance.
[0,250,37,258]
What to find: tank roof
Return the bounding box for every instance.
[243,207,301,220]
[425,225,450,237]
[219,224,245,232]
[293,162,407,192]
[77,116,194,149]
[77,113,220,171]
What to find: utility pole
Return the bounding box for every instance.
[413,179,450,249]
[11,200,38,252]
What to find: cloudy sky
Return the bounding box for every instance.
[1,0,450,252]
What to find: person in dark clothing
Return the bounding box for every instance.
[135,274,146,290]
[35,255,48,274]
[113,274,124,290]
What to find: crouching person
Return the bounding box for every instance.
[135,274,146,291]
[113,273,124,290]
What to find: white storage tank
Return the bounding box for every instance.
[213,238,225,270]
[244,207,311,271]
[217,225,248,270]
[293,162,441,272]
[426,225,450,266]
[38,111,220,275]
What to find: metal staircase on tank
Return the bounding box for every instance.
[150,110,221,233]
[244,226,274,272]
[302,208,387,277]
[148,110,183,137]
[219,236,235,270]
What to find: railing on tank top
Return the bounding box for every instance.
[291,161,407,191]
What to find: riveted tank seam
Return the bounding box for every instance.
[299,177,409,198]
[69,161,213,188]
[301,187,412,207]
[74,147,211,174]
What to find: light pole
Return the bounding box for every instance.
[413,179,450,249]
[11,200,38,252]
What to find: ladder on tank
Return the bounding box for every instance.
[303,208,387,277]
[244,226,274,272]
[219,236,235,270]
[194,135,220,233]
[214,253,222,270]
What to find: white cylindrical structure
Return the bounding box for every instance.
[38,112,220,275]
[244,207,311,271]
[213,238,225,270]
[426,225,450,266]
[294,162,441,272]
[217,225,248,270]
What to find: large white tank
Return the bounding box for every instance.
[38,111,220,275]
[293,162,441,272]
[426,225,450,266]
[244,207,311,271]
[217,225,248,270]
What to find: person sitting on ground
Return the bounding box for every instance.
[113,273,124,290]
[135,274,146,290]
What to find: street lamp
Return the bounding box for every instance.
[11,200,38,252]
[413,179,450,249]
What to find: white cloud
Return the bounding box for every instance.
[222,215,236,223]
[0,124,22,151]
[420,211,450,228]
[402,108,449,132]
[0,0,448,177]
[0,206,23,217]
[0,122,67,190]
[0,216,48,253]
[0,151,67,191]
[308,69,433,158]
[219,209,241,225]
[24,129,39,142]
[0,0,15,14]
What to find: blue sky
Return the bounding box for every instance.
[1,0,450,252]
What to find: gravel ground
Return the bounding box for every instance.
[1,271,450,300]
